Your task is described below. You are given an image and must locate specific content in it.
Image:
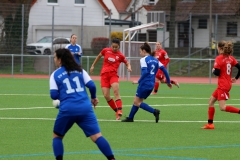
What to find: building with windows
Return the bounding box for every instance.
[151,0,240,48]
[27,0,110,48]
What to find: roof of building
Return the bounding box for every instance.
[124,5,154,20]
[98,0,111,15]
[152,0,240,16]
[112,0,132,13]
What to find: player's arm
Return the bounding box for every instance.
[212,68,220,76]
[125,61,132,72]
[159,61,172,88]
[49,73,59,100]
[159,66,170,84]
[77,45,82,57]
[83,70,98,108]
[234,63,240,80]
[164,57,170,66]
[162,51,170,66]
[90,53,103,74]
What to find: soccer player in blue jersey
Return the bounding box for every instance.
[122,42,172,123]
[65,34,82,64]
[49,48,115,160]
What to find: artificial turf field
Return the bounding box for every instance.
[0,77,240,160]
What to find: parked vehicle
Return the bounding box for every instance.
[26,36,70,55]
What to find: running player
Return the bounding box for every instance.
[90,38,132,120]
[122,42,172,123]
[202,41,240,129]
[152,42,179,95]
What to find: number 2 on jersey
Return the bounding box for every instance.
[63,76,84,94]
[150,64,155,74]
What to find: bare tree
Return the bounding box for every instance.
[0,0,35,54]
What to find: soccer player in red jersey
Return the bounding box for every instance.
[152,42,179,95]
[90,38,132,120]
[202,41,240,129]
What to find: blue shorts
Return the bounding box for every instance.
[136,87,152,99]
[53,109,100,137]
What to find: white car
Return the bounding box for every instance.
[26,36,70,55]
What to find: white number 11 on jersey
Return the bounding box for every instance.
[63,76,84,94]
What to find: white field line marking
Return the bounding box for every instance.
[2,103,240,110]
[1,93,240,101]
[0,117,240,123]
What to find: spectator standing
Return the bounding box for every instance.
[65,34,82,65]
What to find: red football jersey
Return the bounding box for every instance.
[214,54,238,91]
[100,48,128,75]
[155,49,169,67]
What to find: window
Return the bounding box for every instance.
[198,19,207,29]
[149,0,155,5]
[48,0,58,3]
[75,0,84,4]
[227,22,237,36]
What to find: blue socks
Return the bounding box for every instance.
[53,137,63,159]
[95,136,114,158]
[140,102,154,113]
[129,105,139,119]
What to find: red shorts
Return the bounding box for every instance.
[101,71,119,88]
[155,69,165,80]
[212,88,230,101]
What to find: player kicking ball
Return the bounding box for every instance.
[122,42,172,123]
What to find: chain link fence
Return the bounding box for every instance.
[1,1,240,78]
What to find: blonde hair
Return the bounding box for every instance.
[218,40,233,55]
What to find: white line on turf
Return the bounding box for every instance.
[0,117,240,123]
[2,103,240,110]
[1,93,240,101]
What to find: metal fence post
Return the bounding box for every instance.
[209,59,212,84]
[188,12,192,76]
[11,54,14,77]
[214,14,218,56]
[21,4,24,74]
[109,9,111,47]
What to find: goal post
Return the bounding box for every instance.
[119,22,164,80]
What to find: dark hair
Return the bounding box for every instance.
[218,40,233,55]
[150,51,156,57]
[112,38,120,46]
[140,42,151,54]
[70,34,76,38]
[55,48,82,75]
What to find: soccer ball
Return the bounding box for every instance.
[52,99,60,109]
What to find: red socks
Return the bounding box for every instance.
[107,99,117,112]
[115,99,122,110]
[208,107,215,123]
[225,106,240,113]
